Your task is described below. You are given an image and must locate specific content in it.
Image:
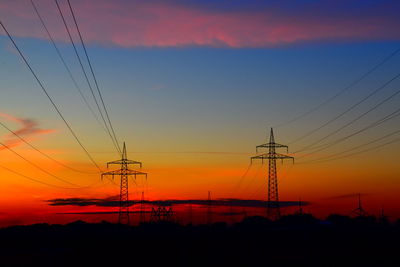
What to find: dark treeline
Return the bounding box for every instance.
[0,214,399,267]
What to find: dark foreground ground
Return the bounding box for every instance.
[0,214,399,267]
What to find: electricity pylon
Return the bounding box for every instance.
[352,194,368,217]
[297,197,303,215]
[102,142,147,225]
[379,208,389,224]
[251,128,294,220]
[150,206,174,222]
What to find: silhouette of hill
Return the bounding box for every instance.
[0,214,399,267]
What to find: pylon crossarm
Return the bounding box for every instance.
[106,159,142,168]
[256,144,269,153]
[252,153,293,160]
[107,160,121,168]
[126,160,142,168]
[101,169,146,176]
[274,153,294,163]
[101,170,120,176]
[125,169,147,176]
[256,143,288,153]
[275,143,289,153]
[251,155,264,164]
[101,172,116,179]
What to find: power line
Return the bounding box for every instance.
[0,163,80,189]
[289,70,400,146]
[0,163,110,189]
[53,0,121,155]
[29,0,109,136]
[66,0,121,154]
[230,163,252,198]
[0,20,101,171]
[295,72,400,153]
[0,119,98,175]
[275,47,400,128]
[318,137,400,163]
[0,141,80,186]
[310,107,400,155]
[248,182,267,200]
[299,134,400,165]
[299,128,400,164]
[240,163,263,198]
[297,105,400,159]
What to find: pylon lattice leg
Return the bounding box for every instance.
[119,173,130,224]
[267,156,280,220]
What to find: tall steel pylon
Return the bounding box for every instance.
[102,142,147,224]
[251,128,293,220]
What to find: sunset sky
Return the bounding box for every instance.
[1,0,400,226]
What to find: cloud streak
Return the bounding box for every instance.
[47,196,309,208]
[0,0,399,48]
[324,193,371,200]
[0,113,55,149]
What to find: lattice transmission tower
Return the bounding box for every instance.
[297,197,303,215]
[150,206,174,222]
[251,128,294,220]
[352,193,368,217]
[102,142,147,224]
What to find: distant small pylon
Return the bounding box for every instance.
[150,206,174,222]
[297,197,303,215]
[352,194,368,217]
[379,208,389,224]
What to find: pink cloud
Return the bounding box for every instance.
[0,113,55,149]
[0,0,399,48]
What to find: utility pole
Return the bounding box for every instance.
[251,128,293,220]
[102,142,147,225]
